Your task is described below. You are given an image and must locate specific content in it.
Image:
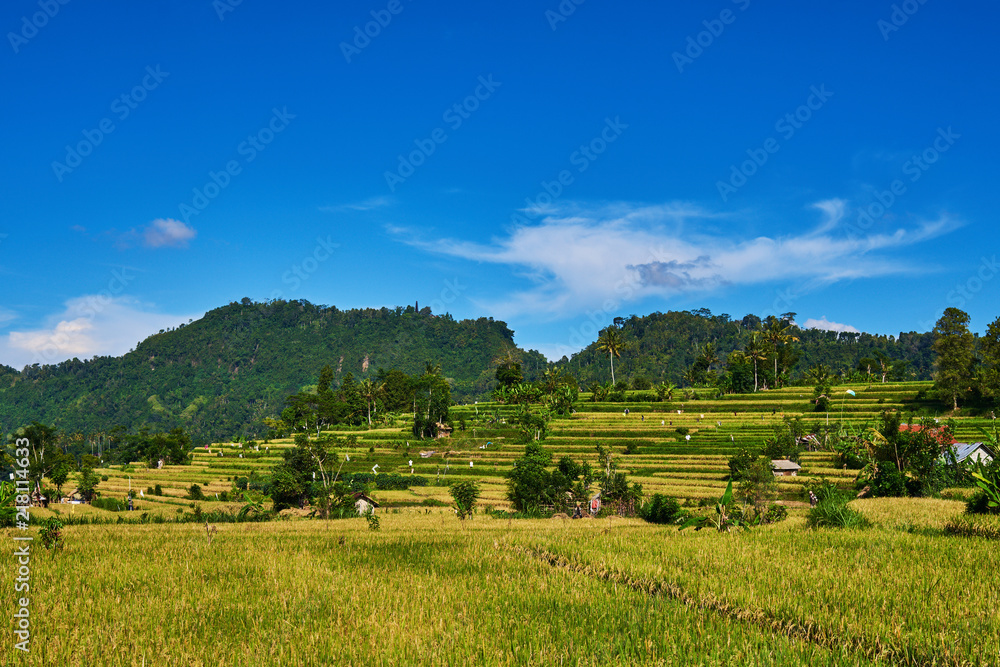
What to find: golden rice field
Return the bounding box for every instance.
[4,498,998,666]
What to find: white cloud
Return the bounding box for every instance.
[393,200,960,320]
[143,218,196,248]
[319,196,392,213]
[0,307,17,328]
[0,296,202,370]
[803,316,860,334]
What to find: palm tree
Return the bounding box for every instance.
[596,326,625,384]
[763,318,799,387]
[655,382,676,402]
[745,332,767,392]
[700,342,720,377]
[357,379,384,427]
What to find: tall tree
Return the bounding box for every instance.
[763,318,799,387]
[596,326,624,384]
[745,332,767,392]
[357,378,384,427]
[981,316,1000,402]
[932,307,975,410]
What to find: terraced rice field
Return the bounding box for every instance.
[62,380,998,514]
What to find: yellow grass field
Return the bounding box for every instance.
[4,503,998,666]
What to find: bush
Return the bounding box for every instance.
[187,484,206,501]
[675,427,690,436]
[867,465,909,498]
[631,377,652,390]
[154,484,163,496]
[727,447,758,481]
[639,494,683,524]
[623,442,639,455]
[101,475,109,482]
[91,497,126,512]
[968,490,1000,515]
[762,503,788,524]
[807,496,869,529]
[449,480,481,521]
[39,518,64,550]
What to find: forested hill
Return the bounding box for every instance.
[0,299,547,443]
[554,310,936,388]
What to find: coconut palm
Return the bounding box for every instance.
[745,332,767,392]
[596,326,625,384]
[655,382,676,402]
[763,318,799,387]
[357,378,384,427]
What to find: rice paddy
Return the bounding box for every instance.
[9,380,998,665]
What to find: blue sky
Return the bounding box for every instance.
[2,0,998,368]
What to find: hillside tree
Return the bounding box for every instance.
[932,308,974,410]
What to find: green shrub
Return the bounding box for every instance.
[639,494,683,524]
[154,484,163,496]
[727,447,758,481]
[807,497,869,529]
[967,490,1000,515]
[762,503,788,524]
[631,376,652,390]
[91,497,126,512]
[39,518,64,550]
[675,427,690,436]
[187,484,206,501]
[449,480,481,521]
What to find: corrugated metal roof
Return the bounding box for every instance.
[951,443,995,462]
[770,459,801,471]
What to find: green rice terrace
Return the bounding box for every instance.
[46,380,993,517]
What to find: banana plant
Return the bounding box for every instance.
[971,461,1000,512]
[679,479,744,532]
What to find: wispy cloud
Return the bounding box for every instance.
[804,316,860,334]
[390,199,961,320]
[143,218,196,248]
[319,196,392,213]
[109,218,197,249]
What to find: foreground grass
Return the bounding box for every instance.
[2,514,892,667]
[511,516,1000,666]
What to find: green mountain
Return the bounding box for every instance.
[553,310,936,387]
[0,299,546,444]
[0,301,941,445]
